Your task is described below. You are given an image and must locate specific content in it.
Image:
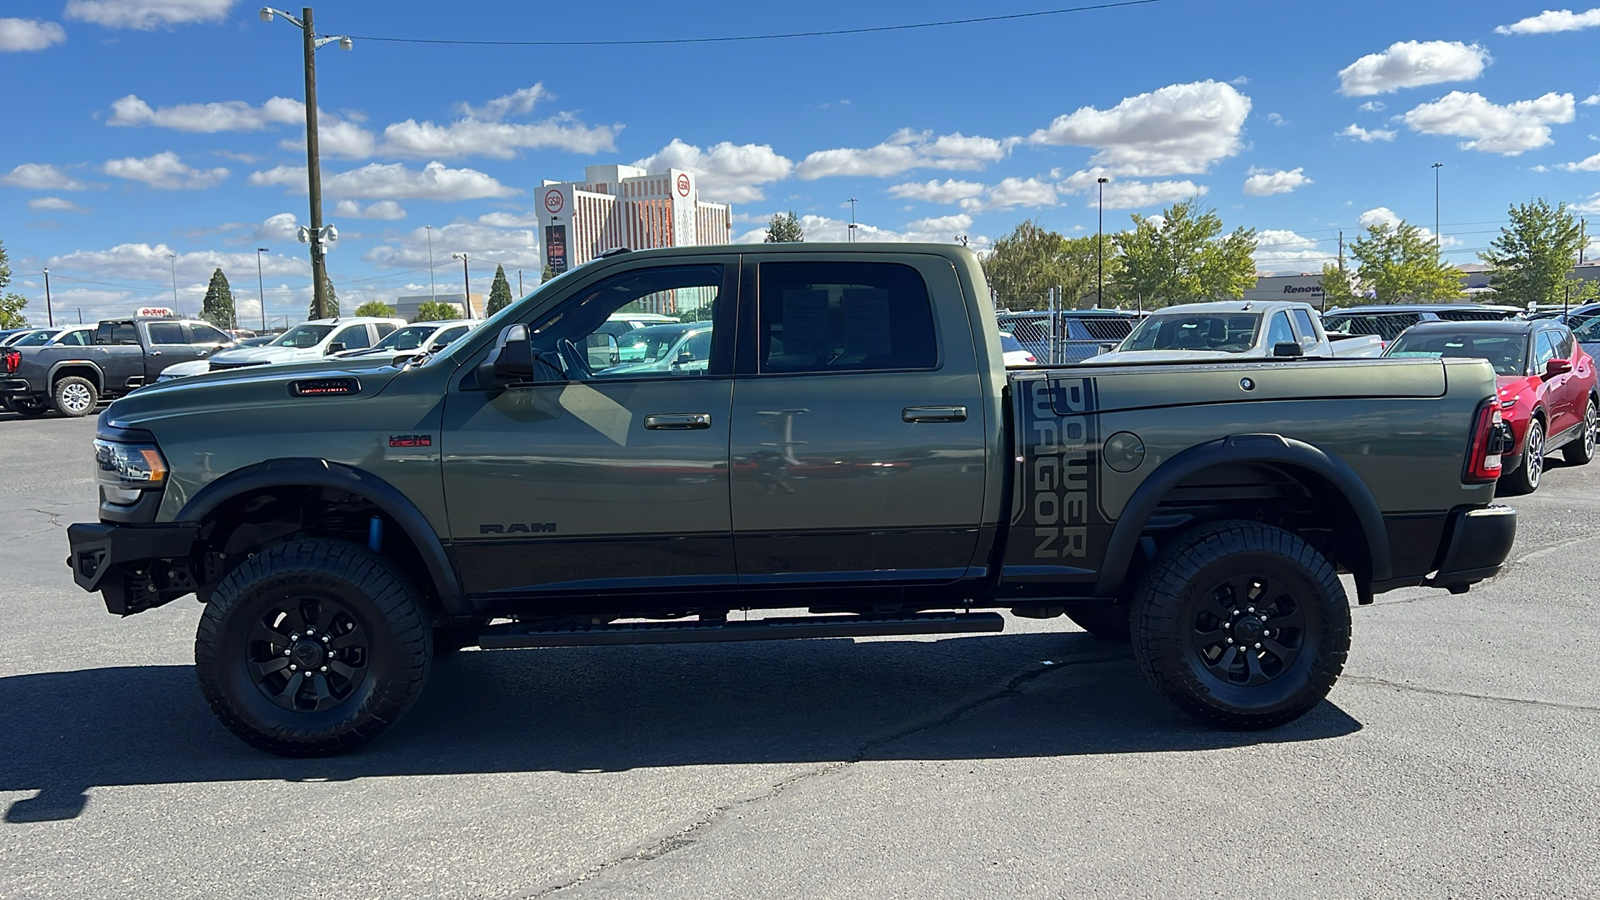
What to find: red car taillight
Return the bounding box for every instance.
[1464,400,1506,484]
[2,349,18,374]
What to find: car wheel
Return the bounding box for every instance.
[1503,418,1545,494]
[1131,520,1351,730]
[195,539,433,756]
[1563,398,1597,466]
[1063,600,1130,641]
[51,376,98,418]
[3,397,49,417]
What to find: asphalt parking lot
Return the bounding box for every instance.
[1,410,1597,899]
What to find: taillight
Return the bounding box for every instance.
[2,349,18,374]
[1464,400,1505,484]
[1025,354,1037,363]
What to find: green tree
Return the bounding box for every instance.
[353,300,395,318]
[1480,199,1591,307]
[1318,263,1364,307]
[412,300,462,322]
[1110,199,1257,309]
[541,263,556,283]
[0,240,27,329]
[982,221,1114,310]
[201,267,236,329]
[309,274,340,320]
[487,264,514,315]
[1349,221,1462,303]
[764,211,804,243]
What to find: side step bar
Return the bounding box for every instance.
[476,612,1005,650]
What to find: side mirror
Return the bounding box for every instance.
[1272,341,1304,358]
[585,333,618,369]
[325,342,346,354]
[1546,358,1573,377]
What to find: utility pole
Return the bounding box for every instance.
[1097,176,1109,306]
[1431,162,1443,253]
[452,253,470,314]
[1582,218,1588,266]
[42,268,53,326]
[1338,230,1345,273]
[256,247,270,331]
[848,198,858,243]
[168,254,178,310]
[425,224,436,303]
[517,269,524,295]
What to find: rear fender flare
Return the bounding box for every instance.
[1093,434,1391,597]
[47,360,105,392]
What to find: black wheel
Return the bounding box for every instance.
[1131,520,1351,730]
[51,376,98,417]
[1063,601,1130,641]
[2,397,49,417]
[195,539,433,756]
[1563,398,1597,466]
[1503,418,1545,494]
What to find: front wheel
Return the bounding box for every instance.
[1131,521,1351,730]
[1563,399,1597,466]
[51,376,98,417]
[1503,418,1545,494]
[195,539,433,756]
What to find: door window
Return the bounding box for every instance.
[1554,327,1575,360]
[189,323,232,345]
[1265,312,1296,349]
[754,261,937,373]
[97,323,140,345]
[1289,308,1318,342]
[375,323,398,339]
[54,329,92,346]
[146,322,186,345]
[1533,332,1559,372]
[526,265,725,380]
[331,324,372,351]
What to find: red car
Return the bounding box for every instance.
[1385,320,1598,493]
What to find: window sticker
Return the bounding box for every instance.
[781,289,830,356]
[841,288,892,355]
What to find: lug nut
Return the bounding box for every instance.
[283,648,292,657]
[1253,643,1262,649]
[288,664,298,671]
[1226,638,1234,644]
[319,666,328,672]
[1247,607,1255,613]
[1259,615,1269,622]
[306,628,315,636]
[321,635,331,643]
[291,633,301,641]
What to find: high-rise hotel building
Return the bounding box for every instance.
[536,165,732,275]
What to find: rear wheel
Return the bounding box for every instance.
[195,539,432,756]
[1563,399,1597,466]
[51,376,98,418]
[1063,601,1130,641]
[1131,520,1351,730]
[1503,418,1545,494]
[2,397,49,417]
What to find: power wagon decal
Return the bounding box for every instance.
[1024,376,1099,559]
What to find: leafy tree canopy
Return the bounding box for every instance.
[1110,198,1257,309]
[202,267,235,329]
[1349,220,1462,304]
[764,211,804,243]
[487,264,514,315]
[412,300,462,322]
[353,300,395,318]
[1481,199,1593,307]
[0,239,26,329]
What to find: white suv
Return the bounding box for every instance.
[156,317,405,380]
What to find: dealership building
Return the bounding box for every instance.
[1246,263,1600,310]
[535,165,732,276]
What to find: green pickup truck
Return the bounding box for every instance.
[67,243,1516,756]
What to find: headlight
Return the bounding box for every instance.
[1499,397,1518,409]
[95,439,168,503]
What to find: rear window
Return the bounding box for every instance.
[1122,313,1261,353]
[756,261,937,373]
[1386,331,1528,377]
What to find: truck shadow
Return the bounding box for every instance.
[0,632,1361,823]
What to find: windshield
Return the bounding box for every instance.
[1121,313,1262,353]
[271,324,335,348]
[999,332,1024,352]
[372,325,437,352]
[619,325,693,363]
[1573,317,1600,344]
[11,330,59,346]
[1386,331,1528,376]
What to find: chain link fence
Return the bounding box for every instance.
[995,311,1142,364]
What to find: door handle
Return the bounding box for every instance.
[903,405,968,423]
[150,350,162,357]
[644,413,712,430]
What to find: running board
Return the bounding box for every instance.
[476,612,1005,649]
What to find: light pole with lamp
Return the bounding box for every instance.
[1431,162,1443,252]
[42,268,53,326]
[167,253,178,310]
[1097,176,1109,307]
[452,252,470,316]
[425,224,436,303]
[258,6,351,321]
[255,247,270,331]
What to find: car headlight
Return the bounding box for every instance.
[94,439,168,504]
[1499,396,1519,409]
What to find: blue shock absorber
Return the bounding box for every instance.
[367,515,383,552]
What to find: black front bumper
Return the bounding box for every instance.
[66,521,200,615]
[1422,504,1517,591]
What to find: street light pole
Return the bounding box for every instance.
[452,252,470,315]
[256,247,269,331]
[1432,162,1443,253]
[425,224,436,303]
[168,253,178,309]
[1097,176,1109,307]
[42,268,53,326]
[848,198,858,243]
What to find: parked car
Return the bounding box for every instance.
[0,317,237,417]
[593,311,682,345]
[9,324,97,348]
[68,242,1514,756]
[1088,300,1382,363]
[1385,320,1597,493]
[1,328,52,347]
[999,331,1037,366]
[156,316,406,381]
[336,320,481,363]
[234,335,277,348]
[1323,304,1521,344]
[600,324,712,375]
[0,329,27,346]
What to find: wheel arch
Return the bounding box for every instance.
[48,360,105,392]
[177,458,467,618]
[1093,434,1391,598]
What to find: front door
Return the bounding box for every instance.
[441,259,739,599]
[728,255,988,586]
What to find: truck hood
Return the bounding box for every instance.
[207,345,327,365]
[1085,349,1257,363]
[104,357,407,426]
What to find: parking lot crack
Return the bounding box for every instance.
[1343,675,1600,714]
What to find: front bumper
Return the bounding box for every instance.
[66,521,201,615]
[1422,504,1517,591]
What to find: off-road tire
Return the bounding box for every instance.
[1563,398,1597,466]
[195,539,433,756]
[1502,418,1545,495]
[2,397,49,417]
[1063,601,1131,641]
[51,376,98,418]
[1131,520,1351,730]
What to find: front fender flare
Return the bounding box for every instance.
[1092,434,1392,597]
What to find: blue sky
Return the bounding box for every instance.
[3,0,1600,326]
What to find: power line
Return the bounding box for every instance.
[337,0,1165,47]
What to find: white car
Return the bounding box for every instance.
[999,331,1037,366]
[1086,300,1384,363]
[336,319,482,362]
[157,316,405,381]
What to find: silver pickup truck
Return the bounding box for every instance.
[1088,300,1384,363]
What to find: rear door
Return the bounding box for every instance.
[728,253,988,586]
[140,321,192,383]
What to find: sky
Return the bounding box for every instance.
[3,0,1600,327]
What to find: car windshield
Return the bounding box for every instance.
[1121,313,1261,353]
[10,330,60,346]
[1573,317,1600,344]
[372,325,437,352]
[999,332,1024,352]
[619,325,693,362]
[1386,332,1528,376]
[271,324,335,348]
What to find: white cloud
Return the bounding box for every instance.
[103,151,229,189]
[46,242,307,285]
[887,179,987,204]
[249,160,520,201]
[249,212,300,243]
[477,210,540,227]
[1267,112,1286,125]
[278,118,378,159]
[64,0,234,29]
[1242,167,1313,196]
[362,222,541,270]
[1337,40,1490,96]
[27,196,88,213]
[1401,91,1575,154]
[1340,123,1397,142]
[0,163,95,191]
[633,139,793,204]
[795,128,1014,180]
[1027,80,1251,176]
[1571,193,1600,214]
[108,94,302,131]
[1357,207,1458,246]
[381,114,619,160]
[1496,8,1600,34]
[1585,94,1600,106]
[0,18,67,51]
[734,214,986,248]
[903,214,973,235]
[457,84,552,120]
[1359,101,1387,112]
[334,199,407,220]
[1254,229,1338,274]
[1097,179,1207,210]
[1561,152,1600,171]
